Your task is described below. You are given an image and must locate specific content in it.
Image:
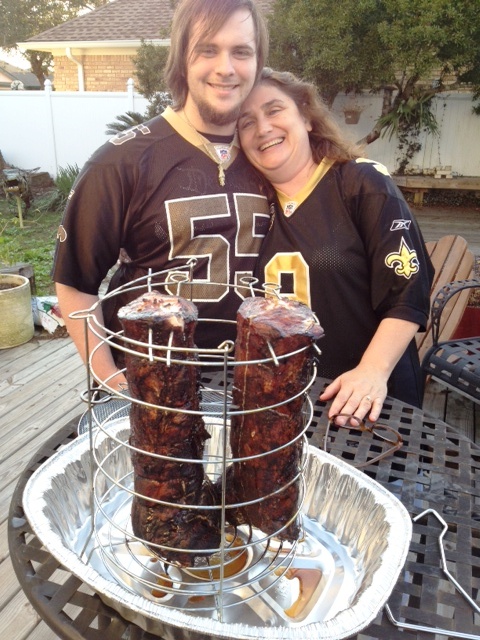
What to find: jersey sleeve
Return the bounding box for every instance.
[341,159,434,330]
[52,144,137,295]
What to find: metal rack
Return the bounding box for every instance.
[73,269,321,626]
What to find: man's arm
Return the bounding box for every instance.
[56,283,126,390]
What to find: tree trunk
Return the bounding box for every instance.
[358,86,395,145]
[27,51,50,89]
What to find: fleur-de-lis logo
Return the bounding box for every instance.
[385,237,419,279]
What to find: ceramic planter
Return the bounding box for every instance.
[0,273,35,349]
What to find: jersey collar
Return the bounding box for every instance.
[162,106,240,168]
[277,158,335,217]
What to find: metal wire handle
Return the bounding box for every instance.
[385,508,480,639]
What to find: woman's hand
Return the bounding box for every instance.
[319,317,421,424]
[319,364,388,424]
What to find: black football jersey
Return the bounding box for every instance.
[53,107,271,348]
[255,158,434,405]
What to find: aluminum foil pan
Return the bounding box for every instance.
[23,419,412,640]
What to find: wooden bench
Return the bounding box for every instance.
[393,175,480,206]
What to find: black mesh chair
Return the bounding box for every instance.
[421,278,480,439]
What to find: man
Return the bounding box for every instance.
[52,0,271,388]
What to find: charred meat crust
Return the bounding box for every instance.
[118,292,220,566]
[227,297,323,540]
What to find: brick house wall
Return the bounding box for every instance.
[53,54,137,91]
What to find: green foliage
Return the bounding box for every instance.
[268,0,389,106]
[133,40,170,100]
[378,94,439,141]
[378,94,439,175]
[105,111,150,135]
[0,204,17,245]
[105,41,173,134]
[473,93,480,116]
[22,51,52,89]
[144,92,173,119]
[34,164,80,214]
[0,165,77,291]
[55,163,80,198]
[267,0,480,143]
[0,0,109,86]
[0,198,61,295]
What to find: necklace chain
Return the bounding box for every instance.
[181,110,232,187]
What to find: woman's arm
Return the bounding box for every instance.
[56,283,127,390]
[320,317,419,423]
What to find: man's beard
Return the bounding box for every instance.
[196,98,241,129]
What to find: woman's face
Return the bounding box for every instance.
[238,82,313,186]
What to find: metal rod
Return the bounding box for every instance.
[166,330,174,367]
[384,604,480,639]
[79,314,96,560]
[267,341,280,366]
[413,508,480,614]
[313,343,322,356]
[148,327,154,362]
[262,282,281,298]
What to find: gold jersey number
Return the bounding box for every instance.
[165,193,270,301]
[264,251,311,307]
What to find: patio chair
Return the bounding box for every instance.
[419,235,479,433]
[417,235,475,362]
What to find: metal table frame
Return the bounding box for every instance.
[8,376,480,640]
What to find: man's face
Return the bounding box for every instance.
[184,8,257,134]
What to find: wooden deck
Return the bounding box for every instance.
[1,205,478,639]
[415,206,480,255]
[1,336,85,640]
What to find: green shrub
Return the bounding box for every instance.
[34,163,80,214]
[55,163,80,204]
[105,111,147,135]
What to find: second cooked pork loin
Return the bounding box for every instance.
[228,296,324,540]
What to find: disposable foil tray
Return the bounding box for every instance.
[23,419,412,640]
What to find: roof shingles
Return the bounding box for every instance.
[28,0,273,43]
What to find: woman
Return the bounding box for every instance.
[238,68,434,423]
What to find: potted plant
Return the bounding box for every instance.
[0,272,35,349]
[342,101,364,125]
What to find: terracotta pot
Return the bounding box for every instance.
[0,273,35,349]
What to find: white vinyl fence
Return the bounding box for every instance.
[1,80,479,178]
[332,91,480,177]
[1,79,148,178]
